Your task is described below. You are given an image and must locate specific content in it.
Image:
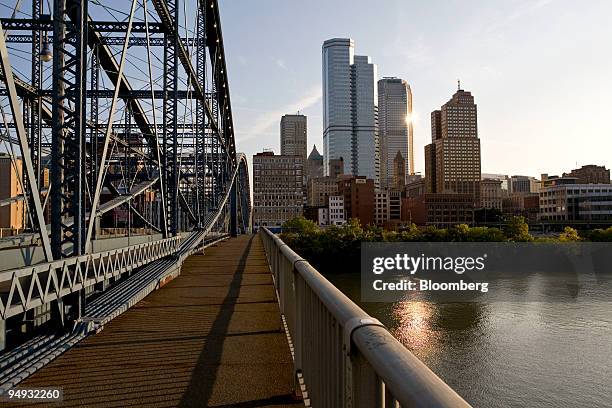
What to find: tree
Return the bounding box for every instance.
[587,226,612,242]
[559,226,581,242]
[281,216,318,235]
[505,216,533,242]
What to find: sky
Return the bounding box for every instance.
[218,0,612,178]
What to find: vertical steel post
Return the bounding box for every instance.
[196,2,207,226]
[30,0,43,215]
[51,0,87,258]
[162,0,180,235]
[230,177,237,236]
[51,0,88,323]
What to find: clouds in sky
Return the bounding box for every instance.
[236,86,322,144]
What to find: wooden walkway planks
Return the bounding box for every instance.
[12,234,301,408]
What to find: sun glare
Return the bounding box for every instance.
[406,111,418,125]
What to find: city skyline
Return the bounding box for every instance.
[219,0,612,179]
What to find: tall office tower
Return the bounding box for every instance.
[322,38,379,185]
[424,86,481,204]
[252,151,304,230]
[378,77,413,187]
[280,114,307,160]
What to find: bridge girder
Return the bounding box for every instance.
[0,0,251,328]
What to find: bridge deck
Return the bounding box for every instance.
[12,235,301,407]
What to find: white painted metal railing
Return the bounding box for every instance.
[0,236,183,320]
[259,227,471,408]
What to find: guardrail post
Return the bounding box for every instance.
[343,318,385,408]
[349,352,381,408]
[292,267,303,391]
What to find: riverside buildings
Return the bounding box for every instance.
[322,38,379,185]
[539,184,612,223]
[252,151,304,230]
[378,77,414,188]
[425,86,481,205]
[563,165,610,185]
[480,178,503,210]
[419,86,481,225]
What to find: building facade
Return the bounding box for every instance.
[563,165,610,184]
[374,191,389,226]
[392,151,406,190]
[405,193,475,227]
[480,178,503,209]
[252,151,304,230]
[322,38,379,184]
[306,176,339,207]
[508,175,540,194]
[280,114,307,160]
[0,153,24,230]
[503,193,539,223]
[539,184,612,222]
[337,176,375,225]
[329,195,346,225]
[424,88,481,205]
[305,145,324,182]
[378,77,413,188]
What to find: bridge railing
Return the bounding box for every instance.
[259,227,471,408]
[0,236,183,320]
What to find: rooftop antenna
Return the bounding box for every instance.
[457,79,461,90]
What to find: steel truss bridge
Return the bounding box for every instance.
[0,0,250,355]
[0,1,471,406]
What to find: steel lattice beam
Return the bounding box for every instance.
[0,0,252,332]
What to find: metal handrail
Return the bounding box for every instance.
[259,227,471,408]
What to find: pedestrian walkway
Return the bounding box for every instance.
[14,235,301,407]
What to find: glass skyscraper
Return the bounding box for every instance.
[322,38,379,185]
[378,77,413,188]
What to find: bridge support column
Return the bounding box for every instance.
[230,179,238,237]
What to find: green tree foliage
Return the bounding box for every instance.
[558,226,581,242]
[276,216,606,273]
[504,216,534,242]
[587,226,612,242]
[281,216,319,235]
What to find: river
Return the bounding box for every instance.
[326,273,612,408]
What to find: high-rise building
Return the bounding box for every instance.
[378,77,413,187]
[322,38,379,184]
[305,145,324,182]
[252,151,304,230]
[424,86,481,204]
[280,114,307,160]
